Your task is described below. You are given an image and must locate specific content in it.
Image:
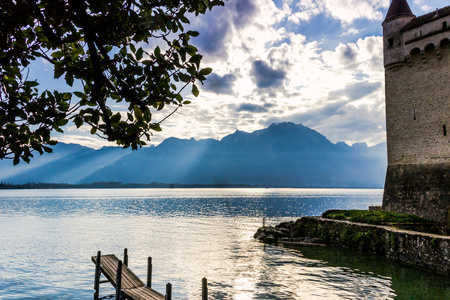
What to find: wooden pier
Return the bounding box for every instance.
[92,249,208,300]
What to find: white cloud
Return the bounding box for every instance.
[56,135,116,149]
[49,0,447,149]
[155,25,386,146]
[293,0,389,25]
[341,27,360,36]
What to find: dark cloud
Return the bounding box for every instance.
[341,45,357,63]
[236,103,268,113]
[230,0,257,28]
[190,0,258,60]
[193,13,231,59]
[203,73,237,95]
[236,103,269,113]
[264,103,276,108]
[228,103,276,113]
[251,60,286,88]
[328,82,382,101]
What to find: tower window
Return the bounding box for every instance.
[444,125,447,136]
[444,21,448,30]
[388,38,394,47]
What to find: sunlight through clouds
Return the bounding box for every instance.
[53,0,445,149]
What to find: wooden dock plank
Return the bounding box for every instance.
[123,286,165,300]
[92,254,144,289]
[92,252,164,300]
[103,256,142,290]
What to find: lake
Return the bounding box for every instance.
[0,188,448,299]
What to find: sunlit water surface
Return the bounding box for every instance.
[0,188,448,299]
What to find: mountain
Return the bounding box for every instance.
[0,143,131,184]
[0,122,387,187]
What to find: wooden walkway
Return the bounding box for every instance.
[92,249,208,300]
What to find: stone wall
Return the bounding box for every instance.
[383,9,450,227]
[383,163,450,225]
[255,217,450,274]
[384,43,450,166]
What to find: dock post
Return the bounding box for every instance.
[263,217,266,228]
[147,256,152,288]
[123,248,128,267]
[165,283,172,300]
[202,277,208,300]
[115,260,123,300]
[94,251,101,300]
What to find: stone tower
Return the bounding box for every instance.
[382,0,450,229]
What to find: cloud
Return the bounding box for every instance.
[202,73,237,95]
[292,0,389,25]
[250,60,286,88]
[189,0,260,60]
[328,82,382,101]
[235,103,269,113]
[341,45,357,63]
[56,135,115,149]
[54,0,435,150]
[193,12,231,60]
[341,28,361,36]
[413,0,432,12]
[230,0,258,28]
[261,101,386,146]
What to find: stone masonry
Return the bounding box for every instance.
[382,1,450,228]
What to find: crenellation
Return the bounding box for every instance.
[382,1,450,227]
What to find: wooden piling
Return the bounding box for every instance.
[94,251,101,300]
[147,256,152,288]
[202,277,208,300]
[124,248,128,267]
[165,283,172,300]
[115,260,123,300]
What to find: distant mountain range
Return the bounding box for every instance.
[0,122,387,187]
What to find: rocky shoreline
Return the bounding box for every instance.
[254,216,450,274]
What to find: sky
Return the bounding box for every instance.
[40,0,449,149]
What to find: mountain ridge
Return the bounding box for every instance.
[0,122,387,187]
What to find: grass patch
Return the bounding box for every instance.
[322,210,433,225]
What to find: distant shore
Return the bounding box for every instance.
[0,182,380,189]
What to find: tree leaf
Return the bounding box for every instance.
[136,47,144,60]
[199,68,212,76]
[187,30,199,37]
[154,46,160,57]
[192,84,199,97]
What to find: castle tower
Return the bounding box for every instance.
[382,0,450,229]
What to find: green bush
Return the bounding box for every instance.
[322,210,432,225]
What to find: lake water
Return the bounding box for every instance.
[0,188,448,299]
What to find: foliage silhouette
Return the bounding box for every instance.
[1,0,223,164]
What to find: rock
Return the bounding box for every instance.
[275,221,295,229]
[255,232,267,240]
[254,226,291,243]
[262,234,277,244]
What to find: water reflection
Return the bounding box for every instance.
[0,188,382,218]
[0,189,448,299]
[286,245,450,300]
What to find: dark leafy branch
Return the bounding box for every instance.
[0,0,223,164]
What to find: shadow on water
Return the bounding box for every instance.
[285,244,450,299]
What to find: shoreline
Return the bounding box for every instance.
[254,216,450,275]
[0,182,383,189]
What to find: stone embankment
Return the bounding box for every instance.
[254,217,450,274]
